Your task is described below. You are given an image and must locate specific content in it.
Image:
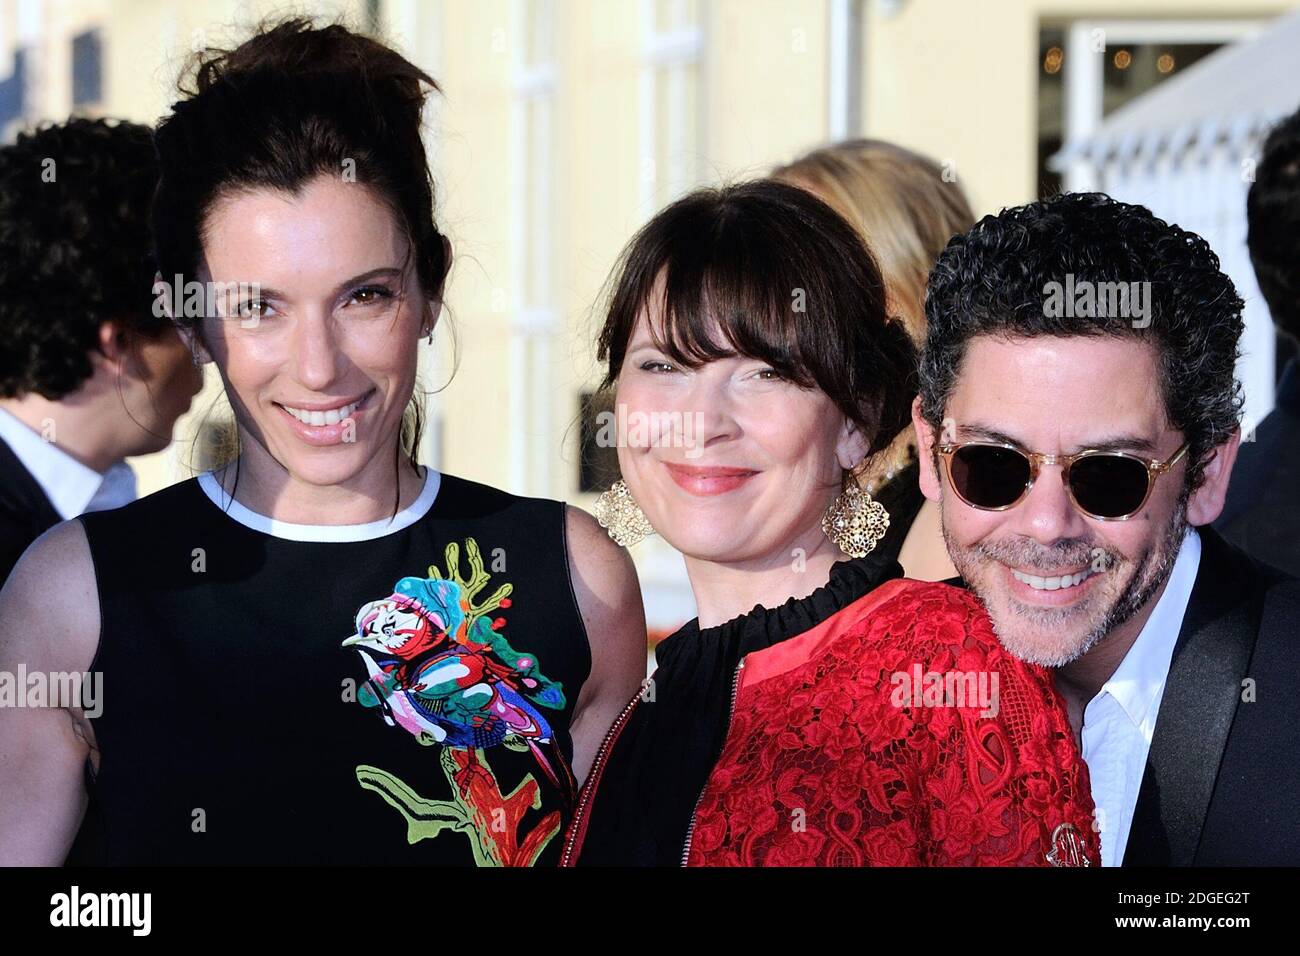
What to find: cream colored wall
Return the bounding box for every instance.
[418,0,537,493]
[428,0,837,499]
[553,0,644,500]
[8,0,1297,502]
[708,0,828,179]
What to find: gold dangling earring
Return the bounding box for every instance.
[821,470,890,558]
[593,479,655,547]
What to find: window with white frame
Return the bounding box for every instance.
[826,0,865,140]
[641,0,705,214]
[509,0,558,495]
[1051,18,1261,196]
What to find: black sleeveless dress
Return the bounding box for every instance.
[68,469,591,865]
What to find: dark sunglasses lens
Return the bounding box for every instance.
[950,445,1031,508]
[1069,455,1151,518]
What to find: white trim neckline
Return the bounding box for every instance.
[196,468,441,543]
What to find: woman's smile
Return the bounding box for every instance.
[663,461,760,496]
[272,387,376,446]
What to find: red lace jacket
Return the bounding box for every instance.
[682,579,1099,866]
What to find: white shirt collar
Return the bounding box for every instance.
[0,406,136,519]
[1091,526,1202,734]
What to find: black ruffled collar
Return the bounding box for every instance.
[572,547,904,865]
[656,550,904,663]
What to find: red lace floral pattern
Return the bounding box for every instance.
[685,581,1099,866]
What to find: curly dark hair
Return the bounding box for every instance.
[919,192,1244,491]
[0,117,165,399]
[1247,106,1300,344]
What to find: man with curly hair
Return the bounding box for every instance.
[0,118,202,584]
[914,192,1300,866]
[1215,106,1300,577]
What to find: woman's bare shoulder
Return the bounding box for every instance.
[0,519,101,674]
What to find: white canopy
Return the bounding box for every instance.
[1055,10,1300,167]
[1049,11,1300,433]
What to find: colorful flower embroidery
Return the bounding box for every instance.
[343,538,571,865]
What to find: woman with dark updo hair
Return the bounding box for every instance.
[561,180,1100,867]
[0,18,646,866]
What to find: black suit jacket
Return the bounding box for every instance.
[0,433,61,586]
[1123,527,1300,865]
[1215,357,1300,578]
[943,528,1300,864]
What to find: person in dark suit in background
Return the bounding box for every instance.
[1215,105,1300,578]
[914,192,1300,866]
[0,118,203,585]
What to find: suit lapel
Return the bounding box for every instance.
[1122,529,1258,865]
[0,433,60,524]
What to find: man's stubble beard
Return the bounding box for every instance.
[943,488,1191,668]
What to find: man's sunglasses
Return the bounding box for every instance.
[936,440,1190,521]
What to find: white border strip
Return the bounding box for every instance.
[197,468,442,543]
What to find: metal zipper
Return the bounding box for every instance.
[680,657,745,866]
[558,683,644,866]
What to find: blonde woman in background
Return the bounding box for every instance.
[774,139,975,581]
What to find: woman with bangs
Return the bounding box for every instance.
[561,180,1100,867]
